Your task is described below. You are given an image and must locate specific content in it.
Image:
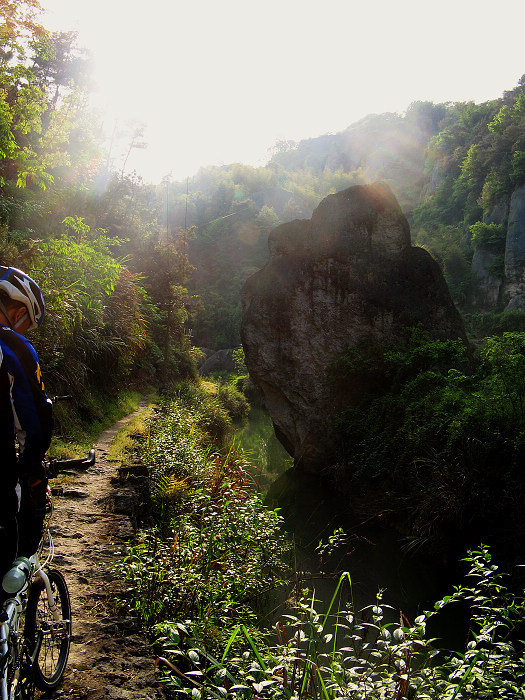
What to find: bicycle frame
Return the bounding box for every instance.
[0,524,66,698]
[0,447,94,698]
[0,553,58,699]
[0,587,25,700]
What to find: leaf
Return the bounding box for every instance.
[241,625,267,671]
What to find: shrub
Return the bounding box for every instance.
[332,331,525,547]
[469,221,506,251]
[218,382,251,421]
[117,384,290,653]
[464,310,525,339]
[155,546,525,699]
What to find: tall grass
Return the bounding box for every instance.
[50,388,145,457]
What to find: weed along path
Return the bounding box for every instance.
[41,404,165,700]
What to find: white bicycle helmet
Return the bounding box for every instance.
[0,267,45,330]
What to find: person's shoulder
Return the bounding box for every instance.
[0,326,38,363]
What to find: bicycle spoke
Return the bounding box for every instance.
[25,570,71,691]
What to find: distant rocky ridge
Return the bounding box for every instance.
[241,183,468,473]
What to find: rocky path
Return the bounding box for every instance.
[40,406,164,700]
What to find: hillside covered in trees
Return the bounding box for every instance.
[3,0,525,393]
[173,78,525,348]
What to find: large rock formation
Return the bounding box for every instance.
[241,182,468,473]
[199,348,237,375]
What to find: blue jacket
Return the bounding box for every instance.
[0,324,53,519]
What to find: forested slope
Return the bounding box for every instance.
[0,0,198,422]
[170,78,525,347]
[3,1,525,396]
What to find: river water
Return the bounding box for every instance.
[236,408,468,647]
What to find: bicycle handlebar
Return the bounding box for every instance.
[45,448,96,478]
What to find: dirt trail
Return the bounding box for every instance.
[41,405,164,700]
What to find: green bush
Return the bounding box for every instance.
[218,382,251,421]
[156,546,525,699]
[469,221,506,251]
[117,384,290,653]
[332,332,525,545]
[464,310,525,340]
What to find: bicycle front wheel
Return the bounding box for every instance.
[24,568,71,690]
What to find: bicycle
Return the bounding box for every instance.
[0,448,95,700]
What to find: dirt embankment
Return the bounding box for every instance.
[42,406,164,700]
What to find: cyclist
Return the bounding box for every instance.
[0,267,52,581]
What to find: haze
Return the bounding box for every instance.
[40,0,525,184]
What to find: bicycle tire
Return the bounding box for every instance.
[24,569,71,691]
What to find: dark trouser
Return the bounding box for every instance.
[0,518,17,581]
[17,479,47,558]
[0,480,46,580]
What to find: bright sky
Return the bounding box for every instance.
[40,0,525,184]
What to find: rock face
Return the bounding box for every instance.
[241,182,467,473]
[471,199,508,307]
[504,183,525,309]
[199,348,237,375]
[472,246,503,306]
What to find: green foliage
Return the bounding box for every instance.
[0,8,167,396]
[0,2,95,189]
[117,385,290,652]
[409,82,525,309]
[49,388,143,457]
[479,171,509,214]
[469,221,506,250]
[413,226,477,306]
[29,227,147,393]
[480,332,525,421]
[155,546,525,699]
[217,382,250,421]
[138,231,198,386]
[511,150,525,186]
[232,347,248,374]
[332,332,525,544]
[443,246,479,304]
[459,144,483,189]
[488,105,510,134]
[464,310,525,339]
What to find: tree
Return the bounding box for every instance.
[0,3,94,188]
[141,229,197,386]
[119,122,147,179]
[31,218,147,392]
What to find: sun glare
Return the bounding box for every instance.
[40,0,525,183]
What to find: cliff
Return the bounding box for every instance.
[504,183,525,309]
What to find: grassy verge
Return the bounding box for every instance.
[49,387,151,458]
[153,547,525,699]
